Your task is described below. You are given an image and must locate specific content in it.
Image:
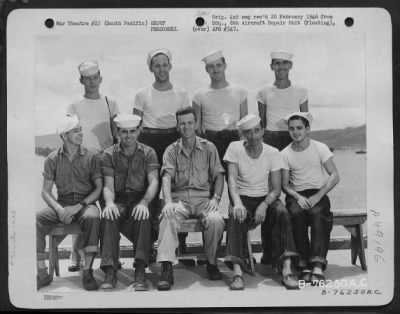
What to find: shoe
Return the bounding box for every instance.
[117,261,122,270]
[82,269,99,291]
[134,261,148,291]
[260,253,272,265]
[37,273,51,290]
[229,275,244,290]
[310,273,325,286]
[100,267,117,290]
[281,274,299,290]
[157,262,174,291]
[178,258,196,267]
[206,261,223,281]
[68,264,81,272]
[298,269,312,283]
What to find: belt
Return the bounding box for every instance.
[204,129,238,137]
[142,127,177,134]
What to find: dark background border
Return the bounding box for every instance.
[0,0,398,312]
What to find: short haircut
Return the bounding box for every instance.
[150,53,170,68]
[288,115,310,128]
[176,106,197,122]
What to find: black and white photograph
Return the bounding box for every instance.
[7,8,393,308]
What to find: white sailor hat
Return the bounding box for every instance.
[270,50,293,61]
[201,50,224,64]
[147,49,172,67]
[284,112,313,125]
[114,114,142,128]
[236,113,261,131]
[56,115,80,135]
[78,60,100,76]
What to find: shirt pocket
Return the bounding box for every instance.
[193,162,209,187]
[130,168,146,191]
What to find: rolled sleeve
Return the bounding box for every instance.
[145,147,160,173]
[102,151,115,177]
[90,153,103,181]
[161,145,176,178]
[43,155,56,180]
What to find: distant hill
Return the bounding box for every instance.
[35,124,366,156]
[311,125,366,150]
[35,133,61,157]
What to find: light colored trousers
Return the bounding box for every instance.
[156,194,225,264]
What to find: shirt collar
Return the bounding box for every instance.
[116,141,145,154]
[177,136,204,155]
[59,145,86,156]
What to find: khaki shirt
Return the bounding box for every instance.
[102,142,159,193]
[43,145,102,197]
[161,136,224,198]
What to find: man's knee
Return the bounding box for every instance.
[206,212,225,229]
[83,205,101,220]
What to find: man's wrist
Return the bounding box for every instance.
[140,199,149,207]
[213,194,221,203]
[79,200,88,208]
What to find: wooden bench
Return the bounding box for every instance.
[177,209,367,272]
[332,209,367,270]
[48,223,82,281]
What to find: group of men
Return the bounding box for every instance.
[36,48,340,292]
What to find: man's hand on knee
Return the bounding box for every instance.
[102,203,120,220]
[205,198,219,213]
[254,202,267,224]
[232,204,247,223]
[132,204,149,221]
[161,202,176,220]
[296,195,311,211]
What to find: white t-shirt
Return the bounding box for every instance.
[67,95,119,153]
[281,139,333,191]
[192,83,248,131]
[256,84,308,131]
[134,85,190,128]
[223,141,283,197]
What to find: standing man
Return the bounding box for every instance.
[99,114,159,291]
[281,112,340,284]
[256,50,308,265]
[224,114,299,290]
[193,49,248,170]
[156,107,226,291]
[67,60,120,271]
[36,115,102,290]
[133,49,191,257]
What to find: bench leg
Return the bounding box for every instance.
[246,231,255,274]
[349,225,367,271]
[48,235,56,281]
[356,224,367,271]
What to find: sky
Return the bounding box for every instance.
[34,31,366,135]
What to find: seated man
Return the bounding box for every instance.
[36,115,102,290]
[224,114,299,290]
[156,106,226,291]
[281,112,340,284]
[99,114,159,291]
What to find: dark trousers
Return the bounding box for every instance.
[204,129,240,172]
[261,130,292,260]
[225,196,298,269]
[100,192,152,270]
[285,189,333,270]
[138,129,180,243]
[36,194,100,262]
